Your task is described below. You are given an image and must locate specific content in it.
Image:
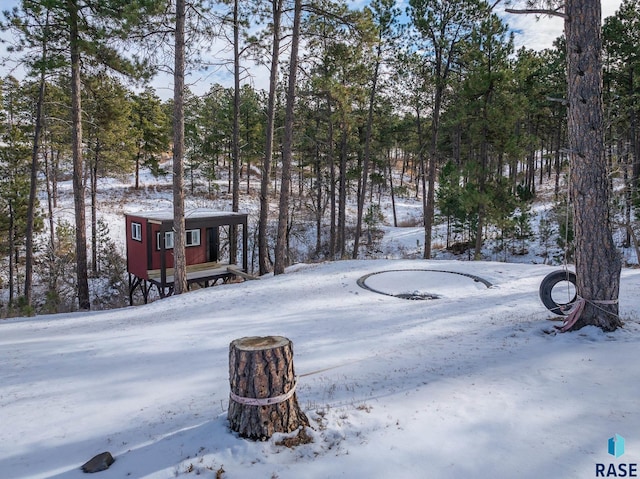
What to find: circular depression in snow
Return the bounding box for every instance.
[357,269,492,300]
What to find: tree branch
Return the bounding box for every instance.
[546,96,569,105]
[504,7,568,20]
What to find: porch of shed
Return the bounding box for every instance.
[126,210,251,305]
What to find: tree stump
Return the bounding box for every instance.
[228,336,308,440]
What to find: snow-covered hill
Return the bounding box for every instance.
[2,259,640,478]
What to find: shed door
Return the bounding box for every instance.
[206,227,219,262]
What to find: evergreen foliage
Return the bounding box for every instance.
[0,0,638,326]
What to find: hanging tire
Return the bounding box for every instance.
[539,270,577,315]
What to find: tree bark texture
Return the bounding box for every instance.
[228,336,308,440]
[172,0,188,294]
[565,0,622,330]
[25,56,47,306]
[259,0,283,276]
[274,0,302,275]
[328,97,337,258]
[69,0,90,310]
[424,86,440,260]
[230,0,240,265]
[352,38,383,259]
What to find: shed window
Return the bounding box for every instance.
[131,222,142,242]
[186,229,201,247]
[156,231,174,250]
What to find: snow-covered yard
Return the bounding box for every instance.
[2,259,640,479]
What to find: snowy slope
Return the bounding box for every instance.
[2,259,640,479]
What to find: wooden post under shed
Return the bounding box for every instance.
[228,336,308,440]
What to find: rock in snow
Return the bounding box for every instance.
[81,451,115,473]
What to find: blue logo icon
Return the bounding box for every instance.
[609,434,625,458]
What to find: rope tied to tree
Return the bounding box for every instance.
[556,297,620,332]
[554,152,621,332]
[229,379,298,407]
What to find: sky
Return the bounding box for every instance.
[150,0,626,98]
[500,0,624,51]
[180,0,627,97]
[348,0,625,51]
[1,0,626,99]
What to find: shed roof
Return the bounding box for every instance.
[125,208,247,222]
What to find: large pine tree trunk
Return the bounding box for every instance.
[172,0,187,294]
[565,0,621,331]
[352,40,382,259]
[8,202,15,304]
[258,0,283,276]
[25,54,46,306]
[230,0,241,265]
[274,0,302,275]
[314,116,323,256]
[91,148,99,276]
[630,70,639,187]
[69,1,90,310]
[327,98,337,258]
[338,125,348,257]
[228,336,308,440]
[424,83,443,260]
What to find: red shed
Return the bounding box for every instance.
[125,209,249,304]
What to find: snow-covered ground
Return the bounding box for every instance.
[2,259,640,479]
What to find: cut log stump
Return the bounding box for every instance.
[228,336,309,440]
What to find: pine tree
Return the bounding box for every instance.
[6,0,164,310]
[507,0,622,331]
[274,0,302,275]
[408,0,489,259]
[130,88,170,190]
[83,74,135,275]
[172,0,188,295]
[603,0,640,185]
[352,0,399,258]
[0,77,34,308]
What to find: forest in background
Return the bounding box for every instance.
[0,0,639,317]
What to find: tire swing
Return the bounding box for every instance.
[539,270,577,315]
